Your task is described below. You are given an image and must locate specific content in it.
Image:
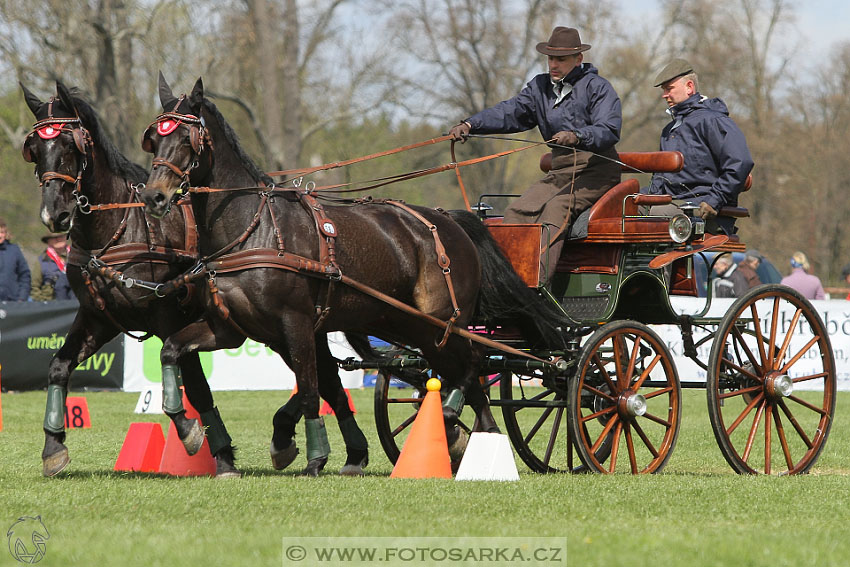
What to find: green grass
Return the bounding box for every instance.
[1,388,849,567]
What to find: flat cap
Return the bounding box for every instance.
[653,58,694,87]
[745,249,762,261]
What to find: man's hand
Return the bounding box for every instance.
[551,130,579,147]
[449,122,471,142]
[697,201,718,219]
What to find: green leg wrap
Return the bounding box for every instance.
[305,417,331,461]
[199,407,233,456]
[338,415,368,452]
[43,384,67,434]
[161,364,185,415]
[443,388,465,414]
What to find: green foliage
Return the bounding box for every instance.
[1,389,849,566]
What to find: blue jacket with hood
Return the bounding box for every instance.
[647,93,753,211]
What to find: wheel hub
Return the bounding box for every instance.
[618,391,647,418]
[765,373,793,400]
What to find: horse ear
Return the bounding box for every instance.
[158,70,178,110]
[20,82,43,116]
[56,81,77,116]
[189,77,204,108]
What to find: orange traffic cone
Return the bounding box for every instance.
[158,390,216,477]
[390,378,452,479]
[114,422,166,473]
[319,389,357,416]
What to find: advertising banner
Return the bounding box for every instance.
[0,300,124,390]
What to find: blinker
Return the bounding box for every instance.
[157,119,181,136]
[37,124,65,139]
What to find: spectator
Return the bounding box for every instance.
[841,264,850,300]
[781,251,825,300]
[34,232,73,300]
[711,253,748,298]
[0,218,32,301]
[736,249,763,289]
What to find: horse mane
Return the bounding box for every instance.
[201,98,274,187]
[69,91,148,184]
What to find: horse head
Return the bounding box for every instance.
[139,72,213,218]
[21,81,93,233]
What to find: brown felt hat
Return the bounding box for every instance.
[41,232,67,243]
[536,27,591,56]
[653,58,694,87]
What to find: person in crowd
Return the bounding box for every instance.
[736,249,763,289]
[643,59,754,235]
[841,263,850,300]
[780,251,825,300]
[711,253,748,298]
[35,232,73,300]
[449,26,621,284]
[0,217,31,301]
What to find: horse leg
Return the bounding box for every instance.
[160,320,244,478]
[42,314,115,477]
[316,337,368,476]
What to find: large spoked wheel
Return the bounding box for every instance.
[567,320,682,474]
[706,284,836,475]
[373,370,478,464]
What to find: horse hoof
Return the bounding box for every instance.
[340,451,368,476]
[448,427,469,464]
[43,448,70,477]
[215,455,242,479]
[301,457,328,477]
[180,419,205,456]
[270,440,299,470]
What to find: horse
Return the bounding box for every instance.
[21,81,243,477]
[137,75,569,475]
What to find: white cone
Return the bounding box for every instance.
[134,387,164,414]
[455,432,520,481]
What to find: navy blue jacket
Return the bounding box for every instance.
[647,94,753,210]
[39,252,73,300]
[465,63,621,152]
[0,240,32,301]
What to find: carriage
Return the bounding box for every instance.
[352,149,836,476]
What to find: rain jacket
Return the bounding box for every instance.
[646,94,753,211]
[464,63,621,152]
[0,240,32,301]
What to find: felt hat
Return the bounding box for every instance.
[536,27,591,56]
[654,58,695,87]
[745,249,762,261]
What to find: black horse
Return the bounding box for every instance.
[138,75,568,475]
[22,82,243,477]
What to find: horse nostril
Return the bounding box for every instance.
[154,192,166,205]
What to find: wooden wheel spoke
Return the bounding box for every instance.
[774,308,803,365]
[632,354,662,391]
[778,400,814,449]
[779,336,820,374]
[591,413,619,453]
[542,408,564,467]
[642,386,673,400]
[608,422,623,473]
[773,406,794,470]
[523,406,555,445]
[387,397,423,403]
[726,392,765,435]
[730,324,764,372]
[641,411,671,427]
[792,372,829,384]
[718,384,762,400]
[627,336,641,385]
[625,425,638,474]
[720,357,763,383]
[591,353,619,393]
[632,420,659,458]
[749,301,768,368]
[787,394,828,416]
[741,400,766,463]
[764,403,772,474]
[767,297,780,367]
[581,405,617,423]
[391,413,417,438]
[581,384,616,402]
[611,337,627,390]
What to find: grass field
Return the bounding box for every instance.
[1,387,849,567]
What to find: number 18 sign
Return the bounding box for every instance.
[64,397,92,428]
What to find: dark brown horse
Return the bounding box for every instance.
[21,82,243,477]
[138,76,568,475]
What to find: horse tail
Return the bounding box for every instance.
[448,210,569,349]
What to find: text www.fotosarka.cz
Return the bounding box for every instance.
[282,537,567,566]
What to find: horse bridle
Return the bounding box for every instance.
[23,102,93,212]
[140,102,213,201]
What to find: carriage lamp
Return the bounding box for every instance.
[668,214,693,243]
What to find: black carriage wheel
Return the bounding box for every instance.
[706,284,836,475]
[373,371,479,465]
[500,369,614,473]
[567,320,682,474]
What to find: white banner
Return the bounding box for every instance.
[122,331,363,391]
